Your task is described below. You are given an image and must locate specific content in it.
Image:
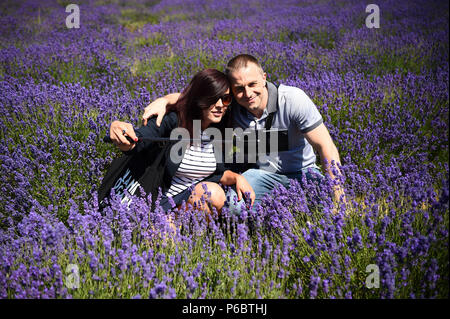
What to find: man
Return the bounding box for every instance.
[112,54,344,212]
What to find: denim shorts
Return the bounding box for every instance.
[226,166,324,215]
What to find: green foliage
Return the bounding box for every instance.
[119,9,160,31]
[133,33,168,47]
[56,0,73,8]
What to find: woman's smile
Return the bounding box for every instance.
[211,110,223,117]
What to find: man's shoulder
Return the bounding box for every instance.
[277,84,309,102]
[276,84,320,124]
[277,84,314,115]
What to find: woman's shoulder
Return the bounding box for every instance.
[166,111,178,122]
[155,111,179,137]
[146,111,178,130]
[161,111,178,126]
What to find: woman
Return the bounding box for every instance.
[109,68,255,213]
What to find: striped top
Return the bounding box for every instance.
[165,133,217,197]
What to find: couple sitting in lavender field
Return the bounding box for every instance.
[108,54,344,215]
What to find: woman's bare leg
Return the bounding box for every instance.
[187,182,226,215]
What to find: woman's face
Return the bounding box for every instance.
[201,89,231,129]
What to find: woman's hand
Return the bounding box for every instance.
[235,175,256,207]
[109,120,138,152]
[220,171,256,207]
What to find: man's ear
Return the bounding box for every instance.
[262,72,267,85]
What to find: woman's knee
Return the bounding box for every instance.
[190,182,226,209]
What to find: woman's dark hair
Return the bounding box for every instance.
[166,68,231,138]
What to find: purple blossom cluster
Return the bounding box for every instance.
[0,0,448,298]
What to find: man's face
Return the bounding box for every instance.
[228,63,268,116]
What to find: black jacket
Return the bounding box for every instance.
[125,112,227,193]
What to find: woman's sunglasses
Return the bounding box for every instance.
[217,94,232,106]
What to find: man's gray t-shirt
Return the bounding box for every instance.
[230,82,323,174]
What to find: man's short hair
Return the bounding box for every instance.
[225,54,264,76]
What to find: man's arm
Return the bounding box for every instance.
[304,123,345,202]
[109,93,180,146]
[142,93,180,126]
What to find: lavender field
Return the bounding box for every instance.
[0,0,448,299]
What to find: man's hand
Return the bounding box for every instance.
[142,93,181,126]
[333,184,346,204]
[109,120,138,152]
[142,98,168,127]
[331,183,347,215]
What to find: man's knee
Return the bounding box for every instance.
[241,168,267,187]
[302,167,325,185]
[242,168,289,189]
[242,168,263,179]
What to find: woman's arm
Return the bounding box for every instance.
[109,113,178,153]
[220,170,255,206]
